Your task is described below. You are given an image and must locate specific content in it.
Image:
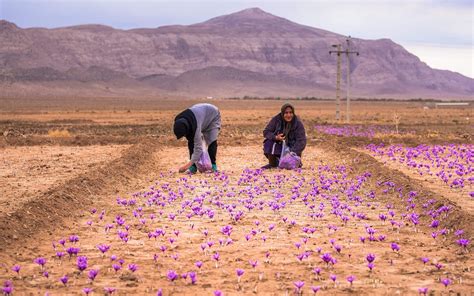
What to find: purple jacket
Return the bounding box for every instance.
[263,114,306,156]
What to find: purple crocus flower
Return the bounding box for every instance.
[77,256,88,272]
[441,278,451,288]
[221,225,233,236]
[34,257,47,269]
[2,281,13,295]
[167,270,178,282]
[128,264,138,272]
[60,275,69,286]
[214,290,222,296]
[366,253,376,263]
[347,275,355,286]
[236,268,244,283]
[212,252,220,268]
[66,247,80,257]
[11,265,20,275]
[1,286,13,296]
[104,287,116,295]
[368,262,375,271]
[457,238,470,249]
[236,268,245,277]
[311,286,321,294]
[421,257,429,265]
[391,242,400,252]
[195,261,203,269]
[88,269,99,281]
[249,260,258,269]
[112,264,121,273]
[97,244,111,254]
[418,287,428,295]
[294,281,305,294]
[321,253,333,265]
[189,271,197,284]
[83,287,93,295]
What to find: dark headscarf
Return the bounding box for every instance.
[173,118,189,139]
[173,109,197,140]
[280,103,296,139]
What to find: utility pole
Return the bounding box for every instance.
[345,36,359,123]
[329,44,342,120]
[330,36,359,123]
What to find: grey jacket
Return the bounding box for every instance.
[189,103,221,162]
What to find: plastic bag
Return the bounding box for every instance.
[278,140,301,170]
[196,138,213,173]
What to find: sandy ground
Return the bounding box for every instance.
[0,145,472,295]
[0,145,129,215]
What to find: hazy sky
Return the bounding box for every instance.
[1,0,473,78]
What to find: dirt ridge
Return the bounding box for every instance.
[320,141,473,242]
[0,139,160,251]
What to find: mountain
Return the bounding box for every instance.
[0,8,473,99]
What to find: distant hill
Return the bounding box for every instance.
[1,8,473,100]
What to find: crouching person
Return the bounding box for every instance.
[262,103,306,169]
[173,103,221,173]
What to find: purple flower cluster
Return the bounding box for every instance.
[367,143,473,197]
[315,125,406,138]
[4,162,469,294]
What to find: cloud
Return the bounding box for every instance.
[401,42,473,78]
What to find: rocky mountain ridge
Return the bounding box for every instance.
[1,8,472,99]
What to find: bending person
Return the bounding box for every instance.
[173,103,221,173]
[262,103,306,169]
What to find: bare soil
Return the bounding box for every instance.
[0,99,472,295]
[0,145,129,216]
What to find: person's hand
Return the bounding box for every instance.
[178,162,192,173]
[275,133,285,141]
[179,160,194,173]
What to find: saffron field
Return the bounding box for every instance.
[0,100,472,295]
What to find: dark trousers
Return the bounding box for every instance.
[188,140,217,164]
[264,154,279,167]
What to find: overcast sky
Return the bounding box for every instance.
[1,0,473,78]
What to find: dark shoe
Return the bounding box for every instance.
[212,164,218,172]
[261,164,273,170]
